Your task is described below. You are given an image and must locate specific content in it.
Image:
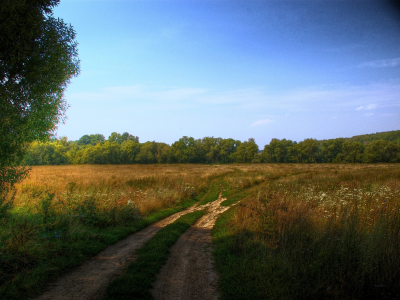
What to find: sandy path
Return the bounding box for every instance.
[151,194,238,300]
[34,201,214,300]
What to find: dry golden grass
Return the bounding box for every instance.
[218,163,400,299]
[19,164,233,186]
[4,163,400,300]
[13,164,234,214]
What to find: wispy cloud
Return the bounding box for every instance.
[103,85,206,102]
[359,57,400,68]
[67,82,400,116]
[61,82,400,145]
[252,119,273,127]
[70,85,207,104]
[356,104,377,111]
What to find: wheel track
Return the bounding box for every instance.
[34,199,217,300]
[151,193,239,300]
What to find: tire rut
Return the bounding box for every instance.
[151,193,239,300]
[34,201,215,300]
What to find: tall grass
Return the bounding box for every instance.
[213,164,400,300]
[4,163,395,299]
[12,164,235,215]
[0,164,233,299]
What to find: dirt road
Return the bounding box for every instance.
[34,193,236,300]
[151,194,236,300]
[34,202,210,300]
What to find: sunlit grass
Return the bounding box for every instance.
[12,164,234,215]
[3,163,398,299]
[0,164,234,299]
[213,164,400,300]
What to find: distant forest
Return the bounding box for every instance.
[22,130,400,165]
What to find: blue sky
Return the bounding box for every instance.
[54,0,400,147]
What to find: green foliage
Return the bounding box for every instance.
[135,141,157,164]
[0,166,29,220]
[102,210,205,300]
[363,140,400,163]
[232,138,259,163]
[298,138,319,163]
[23,141,68,165]
[262,138,299,163]
[345,130,400,145]
[0,0,80,167]
[341,141,364,163]
[0,0,80,215]
[77,134,105,146]
[108,132,139,144]
[322,138,344,163]
[22,131,400,165]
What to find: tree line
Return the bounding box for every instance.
[22,131,400,165]
[262,137,399,163]
[344,130,400,145]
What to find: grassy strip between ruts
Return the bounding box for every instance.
[102,209,206,300]
[220,184,262,207]
[0,197,202,300]
[197,181,220,205]
[221,180,229,198]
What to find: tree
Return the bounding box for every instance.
[108,132,139,144]
[363,140,400,163]
[155,143,170,163]
[298,139,319,163]
[219,138,238,163]
[321,138,344,163]
[121,140,140,163]
[246,138,259,162]
[76,133,105,145]
[23,141,68,165]
[341,141,364,163]
[121,132,139,143]
[232,139,259,163]
[136,142,157,164]
[108,132,122,143]
[0,0,79,211]
[77,135,92,146]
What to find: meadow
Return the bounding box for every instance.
[0,164,233,299]
[0,163,399,299]
[213,164,400,300]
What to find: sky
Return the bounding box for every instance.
[53,0,400,147]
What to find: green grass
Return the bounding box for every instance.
[220,191,248,206]
[221,180,229,198]
[0,197,200,300]
[102,209,205,300]
[198,182,220,206]
[220,184,261,206]
[212,205,292,300]
[212,166,400,300]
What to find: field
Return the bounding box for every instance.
[12,164,234,215]
[1,163,400,299]
[214,164,400,300]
